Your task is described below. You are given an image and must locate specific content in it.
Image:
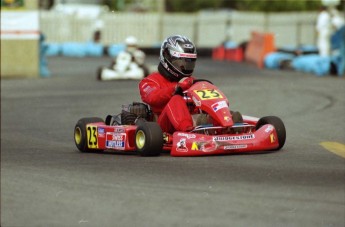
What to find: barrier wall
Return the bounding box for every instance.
[267,12,317,47]
[197,11,229,47]
[1,40,39,77]
[39,11,317,48]
[1,1,40,78]
[101,13,160,46]
[161,14,196,45]
[245,31,276,68]
[230,12,266,45]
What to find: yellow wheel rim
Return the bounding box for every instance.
[136,130,146,149]
[74,127,82,145]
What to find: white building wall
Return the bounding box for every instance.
[40,11,319,48]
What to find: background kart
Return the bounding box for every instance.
[74,80,286,156]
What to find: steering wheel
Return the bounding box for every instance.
[174,79,214,96]
[193,79,213,85]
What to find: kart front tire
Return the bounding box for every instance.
[256,116,286,150]
[74,117,104,152]
[135,120,163,156]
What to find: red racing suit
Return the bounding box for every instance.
[139,72,194,133]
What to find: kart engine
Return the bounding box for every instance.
[121,102,152,125]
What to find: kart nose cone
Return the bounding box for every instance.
[215,110,233,127]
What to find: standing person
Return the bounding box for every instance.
[330,7,345,76]
[139,35,197,133]
[98,36,148,80]
[39,33,50,77]
[330,7,345,31]
[330,7,345,49]
[316,6,332,57]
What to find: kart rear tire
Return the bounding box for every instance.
[96,67,103,80]
[256,116,286,150]
[74,117,104,152]
[135,120,163,156]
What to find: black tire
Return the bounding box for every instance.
[105,114,121,126]
[135,120,163,156]
[256,116,286,150]
[96,67,103,81]
[74,117,104,152]
[231,111,243,123]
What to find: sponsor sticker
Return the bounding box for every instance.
[212,101,228,112]
[265,125,274,133]
[191,141,217,152]
[170,51,197,58]
[183,44,194,48]
[106,141,125,149]
[98,128,105,137]
[177,133,196,139]
[176,138,188,152]
[213,134,255,141]
[106,132,126,149]
[142,84,155,95]
[114,127,125,133]
[223,144,247,150]
[224,116,231,122]
[270,134,276,143]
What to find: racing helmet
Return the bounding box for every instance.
[125,36,138,53]
[160,35,197,80]
[125,36,138,46]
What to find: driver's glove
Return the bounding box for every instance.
[177,77,193,91]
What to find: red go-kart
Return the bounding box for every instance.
[74,80,286,156]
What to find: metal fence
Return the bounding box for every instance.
[40,10,317,48]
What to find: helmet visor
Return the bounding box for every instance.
[169,51,197,75]
[171,58,196,73]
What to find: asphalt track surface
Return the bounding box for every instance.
[1,56,345,227]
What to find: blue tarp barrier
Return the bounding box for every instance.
[278,45,318,54]
[264,52,295,69]
[223,41,238,49]
[291,55,331,76]
[299,45,318,53]
[47,42,104,57]
[108,44,126,57]
[46,43,61,56]
[85,41,104,57]
[60,42,88,57]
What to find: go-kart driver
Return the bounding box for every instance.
[99,36,148,80]
[139,35,196,134]
[114,36,148,76]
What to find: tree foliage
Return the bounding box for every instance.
[166,0,322,12]
[102,0,329,12]
[166,0,223,12]
[233,0,322,12]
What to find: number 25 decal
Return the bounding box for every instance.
[87,126,98,148]
[194,89,223,100]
